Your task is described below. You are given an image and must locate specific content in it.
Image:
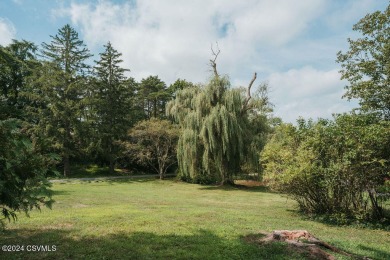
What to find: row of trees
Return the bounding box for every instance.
[2,4,388,225]
[0,24,200,224]
[1,24,274,224]
[261,5,390,222]
[1,25,191,177]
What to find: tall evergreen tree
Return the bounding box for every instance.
[0,40,38,120]
[139,75,170,119]
[92,42,133,174]
[35,24,92,176]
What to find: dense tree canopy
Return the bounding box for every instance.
[337,4,390,119]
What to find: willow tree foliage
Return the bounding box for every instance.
[92,42,133,174]
[167,53,270,184]
[337,4,390,119]
[33,24,92,176]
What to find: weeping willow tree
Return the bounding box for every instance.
[167,49,268,184]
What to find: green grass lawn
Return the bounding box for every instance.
[1,179,389,259]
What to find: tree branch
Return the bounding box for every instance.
[209,43,220,78]
[241,72,257,113]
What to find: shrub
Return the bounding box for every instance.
[261,114,390,222]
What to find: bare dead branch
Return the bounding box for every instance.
[209,42,220,77]
[241,72,257,113]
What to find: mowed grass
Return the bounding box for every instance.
[1,179,389,259]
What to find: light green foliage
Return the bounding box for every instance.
[124,118,179,179]
[91,42,133,174]
[337,4,390,119]
[262,114,390,222]
[32,24,92,176]
[167,75,272,184]
[0,119,57,228]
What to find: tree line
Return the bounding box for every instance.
[1,4,389,226]
[0,24,274,225]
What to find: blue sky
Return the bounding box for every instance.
[0,0,388,123]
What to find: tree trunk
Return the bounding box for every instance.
[154,99,157,118]
[63,154,70,177]
[159,168,164,180]
[109,158,115,175]
[368,188,382,219]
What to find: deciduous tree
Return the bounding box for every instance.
[337,4,390,119]
[167,50,270,184]
[124,118,179,179]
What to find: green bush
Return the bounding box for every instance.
[261,113,390,222]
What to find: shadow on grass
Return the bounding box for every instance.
[357,245,390,260]
[0,228,313,260]
[199,184,270,193]
[51,176,167,185]
[49,190,72,196]
[285,208,390,232]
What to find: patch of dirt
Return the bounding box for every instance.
[244,230,371,260]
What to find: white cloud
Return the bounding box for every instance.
[268,67,358,123]
[54,0,325,84]
[52,0,371,123]
[0,18,16,46]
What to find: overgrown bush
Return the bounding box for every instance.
[261,113,390,222]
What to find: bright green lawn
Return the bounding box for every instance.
[1,179,389,259]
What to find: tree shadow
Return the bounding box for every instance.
[290,209,390,232]
[51,176,163,185]
[0,228,313,260]
[357,245,390,260]
[199,184,270,193]
[49,190,72,196]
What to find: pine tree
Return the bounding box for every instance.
[92,42,133,174]
[0,40,38,120]
[139,75,170,119]
[36,24,92,176]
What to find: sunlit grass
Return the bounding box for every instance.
[1,179,389,259]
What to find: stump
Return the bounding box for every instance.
[252,230,371,260]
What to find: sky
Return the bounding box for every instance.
[0,0,388,123]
